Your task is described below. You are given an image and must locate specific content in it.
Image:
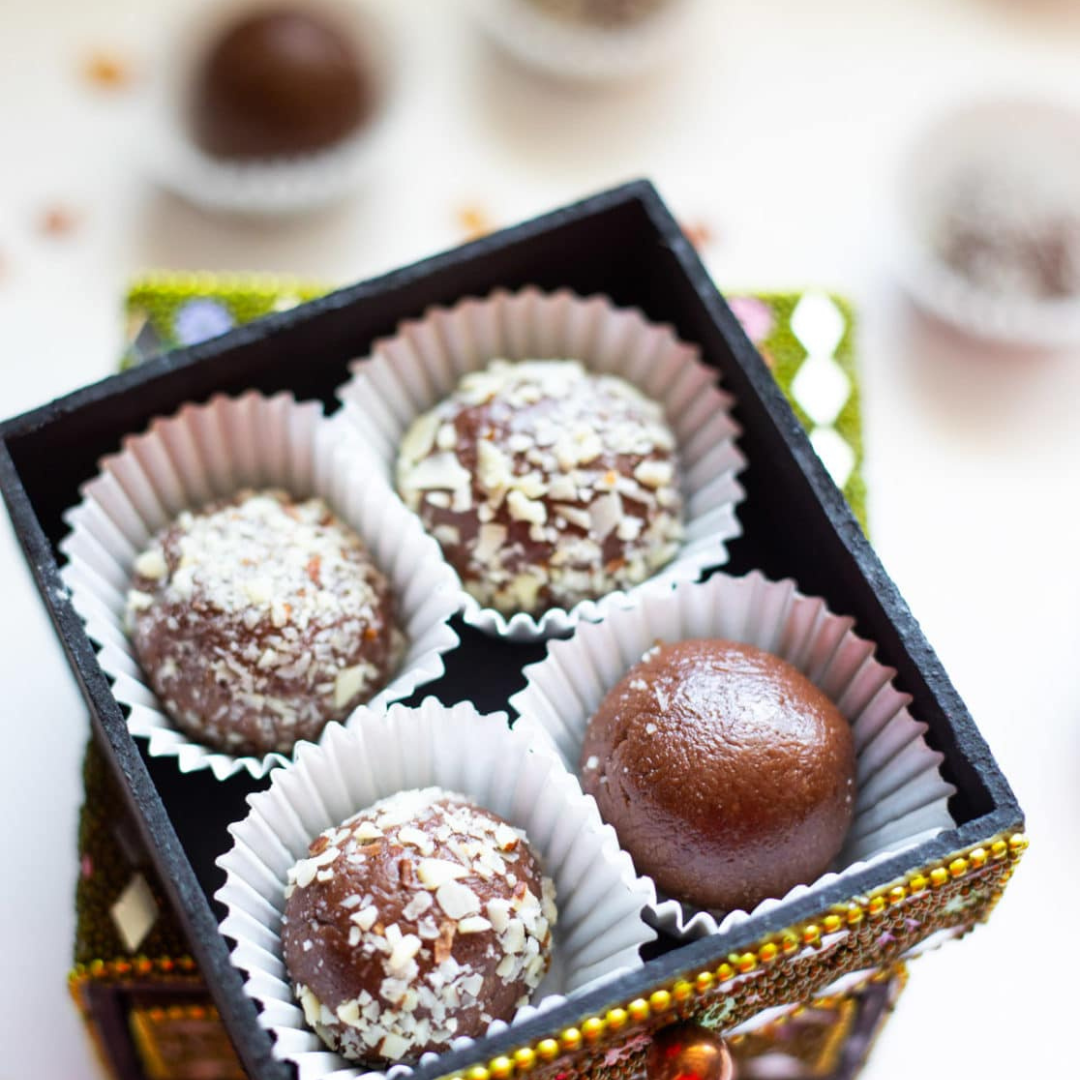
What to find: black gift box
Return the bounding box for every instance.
[0,182,1024,1080]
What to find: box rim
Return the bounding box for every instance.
[0,180,1024,1080]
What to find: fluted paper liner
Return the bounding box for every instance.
[511,572,957,940]
[337,288,745,642]
[59,393,461,781]
[216,701,658,1080]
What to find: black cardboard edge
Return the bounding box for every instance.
[0,179,1026,1080]
[0,442,289,1080]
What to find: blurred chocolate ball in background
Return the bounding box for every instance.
[190,6,374,160]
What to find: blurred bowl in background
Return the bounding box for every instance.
[139,0,398,217]
[467,0,703,84]
[894,97,1080,348]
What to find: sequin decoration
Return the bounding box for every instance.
[174,298,235,346]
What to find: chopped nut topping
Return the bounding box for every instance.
[418,858,469,889]
[284,788,557,1063]
[396,359,684,617]
[125,490,399,755]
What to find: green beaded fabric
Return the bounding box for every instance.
[121,273,325,365]
[736,292,867,531]
[75,739,190,967]
[119,275,867,530]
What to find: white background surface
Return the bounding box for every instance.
[1,0,1078,1077]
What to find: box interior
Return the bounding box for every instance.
[0,182,1022,1080]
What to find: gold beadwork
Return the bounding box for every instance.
[536,1039,559,1062]
[581,1017,605,1042]
[606,1007,628,1031]
[489,1056,513,1079]
[409,833,1024,1080]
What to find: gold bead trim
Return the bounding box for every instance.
[69,954,199,986]
[135,1003,221,1025]
[437,833,1025,1080]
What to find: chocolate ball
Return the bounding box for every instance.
[189,7,373,159]
[396,359,684,617]
[580,639,856,911]
[282,788,557,1063]
[126,489,401,756]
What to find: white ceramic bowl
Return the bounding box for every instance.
[894,97,1080,348]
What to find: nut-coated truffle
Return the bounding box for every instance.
[580,639,856,911]
[126,489,401,756]
[282,788,557,1063]
[396,359,684,617]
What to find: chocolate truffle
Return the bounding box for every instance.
[934,164,1080,301]
[126,489,401,756]
[580,639,856,912]
[396,359,684,617]
[189,7,373,159]
[282,788,557,1063]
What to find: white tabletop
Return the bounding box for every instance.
[2,0,1078,1076]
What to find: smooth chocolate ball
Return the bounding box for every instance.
[580,639,856,912]
[282,788,557,1063]
[190,7,372,159]
[396,359,684,617]
[126,489,401,756]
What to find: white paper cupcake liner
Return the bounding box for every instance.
[337,288,745,643]
[216,700,658,1080]
[466,0,704,84]
[510,571,957,940]
[59,393,461,781]
[139,0,398,216]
